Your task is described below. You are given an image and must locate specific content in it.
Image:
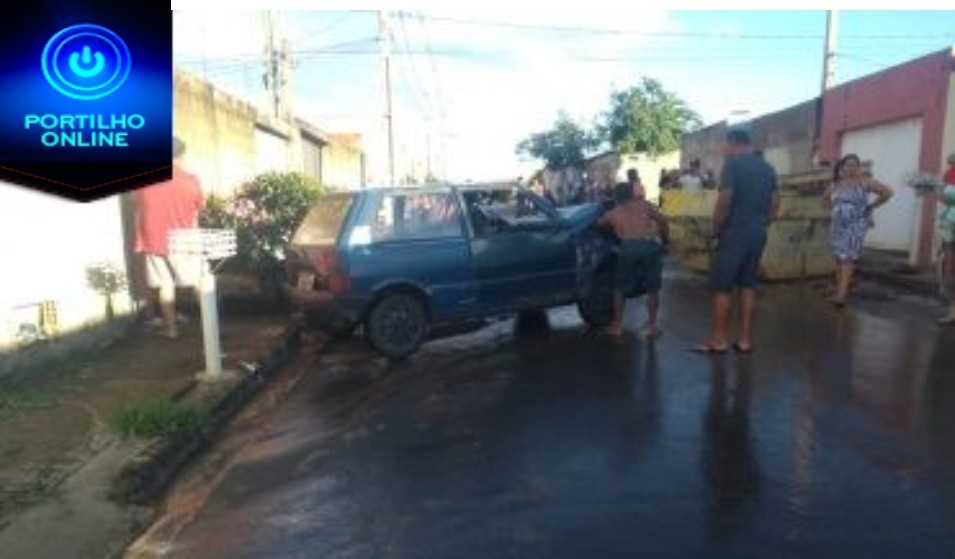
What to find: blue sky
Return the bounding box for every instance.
[172,10,955,182]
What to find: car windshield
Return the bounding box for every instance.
[292,193,355,245]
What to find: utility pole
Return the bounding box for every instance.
[812,10,838,169]
[821,10,838,92]
[263,11,291,119]
[379,11,395,186]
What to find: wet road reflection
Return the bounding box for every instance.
[130,281,955,559]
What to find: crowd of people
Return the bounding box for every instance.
[659,159,718,191]
[594,129,955,349]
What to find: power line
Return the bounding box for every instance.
[395,12,434,115]
[291,11,353,44]
[413,13,955,41]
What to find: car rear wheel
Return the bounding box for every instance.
[365,292,430,359]
[577,266,615,329]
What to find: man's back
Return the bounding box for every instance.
[721,153,777,243]
[606,199,663,240]
[136,166,204,255]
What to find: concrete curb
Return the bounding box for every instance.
[109,324,303,505]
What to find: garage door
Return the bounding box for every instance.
[840,118,922,252]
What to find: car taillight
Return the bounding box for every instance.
[310,248,350,294]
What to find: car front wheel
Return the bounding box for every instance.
[365,292,430,359]
[577,266,615,329]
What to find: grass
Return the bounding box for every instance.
[110,397,208,440]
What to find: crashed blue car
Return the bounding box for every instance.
[284,183,618,358]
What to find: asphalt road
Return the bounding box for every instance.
[126,277,955,559]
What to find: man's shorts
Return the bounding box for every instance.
[709,238,767,293]
[615,239,663,297]
[144,253,207,289]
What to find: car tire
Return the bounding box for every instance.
[365,292,430,359]
[577,266,615,329]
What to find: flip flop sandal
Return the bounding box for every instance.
[689,344,729,355]
[733,342,753,354]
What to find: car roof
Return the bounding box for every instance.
[338,182,523,196]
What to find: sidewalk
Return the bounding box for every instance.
[856,250,938,299]
[0,307,302,558]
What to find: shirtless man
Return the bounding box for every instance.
[598,181,670,338]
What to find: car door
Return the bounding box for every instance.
[345,189,478,322]
[464,186,577,312]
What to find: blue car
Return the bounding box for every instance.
[284,183,618,358]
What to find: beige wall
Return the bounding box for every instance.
[174,71,258,196]
[323,138,365,191]
[619,151,680,204]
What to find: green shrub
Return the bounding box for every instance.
[200,172,324,273]
[111,397,208,440]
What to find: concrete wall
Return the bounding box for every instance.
[174,71,258,197]
[749,99,819,176]
[681,99,819,181]
[175,70,365,195]
[820,48,954,264]
[0,188,134,371]
[619,151,680,204]
[681,122,728,180]
[324,134,366,191]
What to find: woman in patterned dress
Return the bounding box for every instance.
[823,154,894,307]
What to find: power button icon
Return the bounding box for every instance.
[42,24,131,101]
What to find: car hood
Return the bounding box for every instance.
[557,203,604,230]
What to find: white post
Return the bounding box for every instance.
[197,268,222,378]
[169,228,236,381]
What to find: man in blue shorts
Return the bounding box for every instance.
[693,129,779,354]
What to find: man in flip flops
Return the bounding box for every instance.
[134,136,206,340]
[598,180,670,339]
[693,128,779,355]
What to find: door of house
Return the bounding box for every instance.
[840,118,922,253]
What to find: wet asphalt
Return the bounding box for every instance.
[138,275,955,559]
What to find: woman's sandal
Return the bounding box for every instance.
[733,342,753,354]
[689,343,729,355]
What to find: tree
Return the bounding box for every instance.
[599,78,701,156]
[516,111,600,170]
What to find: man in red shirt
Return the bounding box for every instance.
[135,137,205,339]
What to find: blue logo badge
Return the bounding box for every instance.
[41,24,131,101]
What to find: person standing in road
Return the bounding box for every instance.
[937,152,955,324]
[598,181,670,339]
[693,129,778,355]
[627,168,646,200]
[823,153,894,308]
[135,136,206,339]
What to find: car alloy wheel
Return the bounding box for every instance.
[366,292,429,359]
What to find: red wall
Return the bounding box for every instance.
[820,48,953,264]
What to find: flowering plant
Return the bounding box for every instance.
[200,172,323,273]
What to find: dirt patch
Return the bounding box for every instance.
[0,311,291,528]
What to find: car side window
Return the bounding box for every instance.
[464,188,554,236]
[368,192,463,242]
